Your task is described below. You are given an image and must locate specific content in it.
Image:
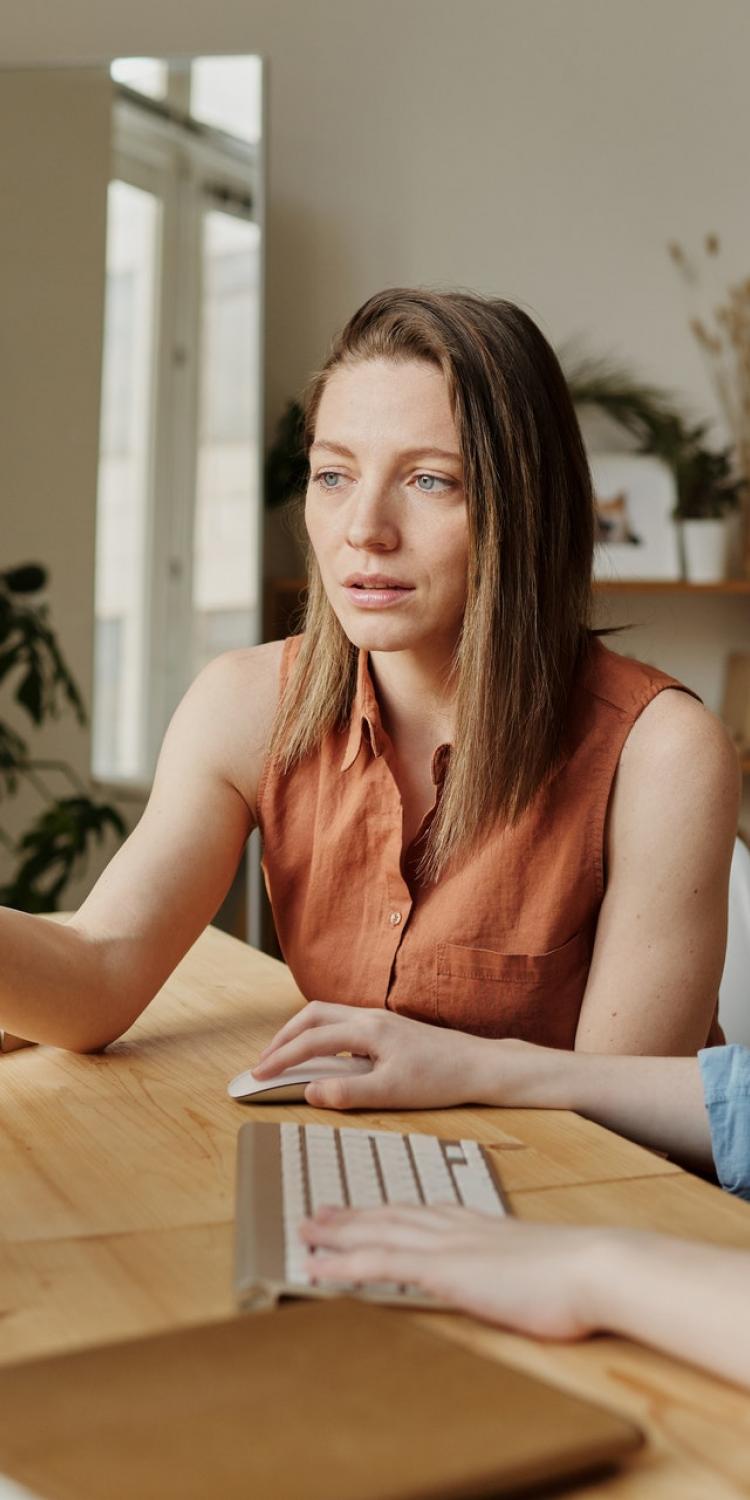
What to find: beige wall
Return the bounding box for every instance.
[1,0,749,898]
[3,1,748,434]
[0,69,124,901]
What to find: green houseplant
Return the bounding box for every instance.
[265,400,306,509]
[669,438,746,581]
[0,564,126,912]
[565,354,745,579]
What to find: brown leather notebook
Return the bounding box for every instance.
[0,1299,642,1500]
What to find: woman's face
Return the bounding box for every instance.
[305,358,469,661]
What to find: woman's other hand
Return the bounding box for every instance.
[301,1205,604,1339]
[253,1003,499,1110]
[300,1203,750,1388]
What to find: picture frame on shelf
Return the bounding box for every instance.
[589,453,681,582]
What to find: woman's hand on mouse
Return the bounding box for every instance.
[253,1003,503,1110]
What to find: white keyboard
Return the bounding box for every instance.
[234,1121,508,1309]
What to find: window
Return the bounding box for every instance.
[93,59,263,785]
[190,56,262,145]
[93,180,161,780]
[109,57,168,101]
[192,210,261,680]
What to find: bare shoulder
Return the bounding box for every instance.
[621,688,740,802]
[611,687,740,856]
[177,638,287,813]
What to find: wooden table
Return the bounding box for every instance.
[3,925,750,1496]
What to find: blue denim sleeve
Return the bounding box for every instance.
[697,1044,750,1202]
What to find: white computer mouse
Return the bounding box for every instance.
[227,1053,374,1103]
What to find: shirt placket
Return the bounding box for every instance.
[367,754,413,1007]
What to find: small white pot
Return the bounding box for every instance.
[680,518,731,583]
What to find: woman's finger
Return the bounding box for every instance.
[303,1204,455,1235]
[257,1002,361,1060]
[304,1066,391,1111]
[308,1246,432,1290]
[253,1022,379,1079]
[301,1209,446,1253]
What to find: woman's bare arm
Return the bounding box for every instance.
[303,1207,750,1389]
[575,690,740,1054]
[0,641,283,1052]
[472,1043,715,1171]
[596,1230,750,1387]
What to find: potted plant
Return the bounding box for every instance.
[265,400,306,509]
[564,356,745,582]
[670,433,745,582]
[668,235,750,574]
[0,563,126,913]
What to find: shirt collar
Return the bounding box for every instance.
[341,649,451,786]
[341,648,382,770]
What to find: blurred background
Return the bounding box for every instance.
[2,0,749,949]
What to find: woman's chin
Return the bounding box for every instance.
[337,613,424,653]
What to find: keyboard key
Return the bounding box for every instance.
[406,1134,459,1205]
[444,1144,467,1164]
[372,1131,423,1204]
[339,1129,385,1208]
[281,1128,309,1284]
[453,1141,506,1215]
[449,1162,505,1213]
[306,1127,346,1211]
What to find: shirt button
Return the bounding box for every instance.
[389,910,402,927]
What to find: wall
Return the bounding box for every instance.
[0,69,126,903]
[4,1,749,434]
[1,0,749,897]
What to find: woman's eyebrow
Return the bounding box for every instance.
[393,446,463,464]
[310,440,461,464]
[309,440,356,457]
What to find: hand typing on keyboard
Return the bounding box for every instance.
[300,1205,600,1340]
[279,1122,506,1302]
[253,1001,502,1111]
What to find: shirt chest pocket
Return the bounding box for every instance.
[435,927,592,1044]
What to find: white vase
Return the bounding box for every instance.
[680,518,730,583]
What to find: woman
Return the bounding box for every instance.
[298,1041,750,1390]
[0,289,739,1053]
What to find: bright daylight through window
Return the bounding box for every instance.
[93,56,263,784]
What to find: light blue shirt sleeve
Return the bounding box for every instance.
[697,1044,750,1202]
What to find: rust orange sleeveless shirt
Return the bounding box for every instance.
[257,634,715,1048]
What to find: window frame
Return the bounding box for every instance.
[94,86,264,789]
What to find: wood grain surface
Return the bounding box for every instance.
[2,923,750,1497]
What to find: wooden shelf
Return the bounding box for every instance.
[594,579,750,594]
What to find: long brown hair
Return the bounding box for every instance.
[269,288,594,881]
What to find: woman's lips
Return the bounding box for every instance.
[343,582,415,608]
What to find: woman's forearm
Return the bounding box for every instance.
[475,1042,714,1172]
[0,908,107,1051]
[583,1231,750,1388]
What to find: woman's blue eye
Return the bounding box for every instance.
[318,471,342,488]
[415,473,451,493]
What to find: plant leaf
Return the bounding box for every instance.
[0,795,127,912]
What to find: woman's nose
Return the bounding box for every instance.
[345,482,399,551]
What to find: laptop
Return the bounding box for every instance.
[0,1299,643,1500]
